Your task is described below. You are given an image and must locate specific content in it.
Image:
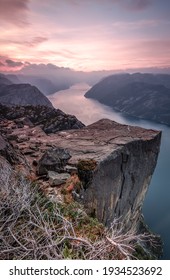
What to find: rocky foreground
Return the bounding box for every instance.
[0,104,161,228]
[0,104,162,259]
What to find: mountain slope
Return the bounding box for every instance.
[85,73,170,125]
[0,83,53,107]
[0,73,12,85]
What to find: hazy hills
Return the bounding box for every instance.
[85,73,170,126]
[2,64,170,96]
[0,73,12,86]
[1,63,120,95]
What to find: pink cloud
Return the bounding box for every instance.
[0,55,24,72]
[0,0,30,26]
[5,59,23,68]
[23,36,48,47]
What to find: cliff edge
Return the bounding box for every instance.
[0,112,162,259]
[50,119,161,232]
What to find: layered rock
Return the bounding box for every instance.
[0,114,161,233]
[0,104,85,133]
[50,119,161,231]
[37,147,71,175]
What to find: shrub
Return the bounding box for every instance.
[0,161,151,260]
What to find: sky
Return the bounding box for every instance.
[0,0,170,72]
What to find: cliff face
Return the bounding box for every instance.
[52,119,161,231]
[0,112,161,233]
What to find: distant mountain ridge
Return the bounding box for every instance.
[0,73,12,85]
[85,73,170,126]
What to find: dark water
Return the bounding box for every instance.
[49,83,170,259]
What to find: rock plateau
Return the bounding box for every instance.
[0,106,161,234]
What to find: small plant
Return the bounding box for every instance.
[0,160,154,260]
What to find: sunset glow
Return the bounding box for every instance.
[0,0,170,72]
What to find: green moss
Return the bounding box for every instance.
[77,159,97,171]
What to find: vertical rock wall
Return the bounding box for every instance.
[82,132,161,231]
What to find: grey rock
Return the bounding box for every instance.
[64,165,77,174]
[0,104,85,133]
[51,119,161,232]
[48,171,70,186]
[17,136,30,143]
[0,134,18,164]
[37,147,71,175]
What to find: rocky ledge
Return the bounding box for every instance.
[47,119,161,232]
[0,114,161,235]
[0,104,84,133]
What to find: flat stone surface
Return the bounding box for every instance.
[0,117,161,232]
[51,119,161,165]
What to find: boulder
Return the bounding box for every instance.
[48,171,70,186]
[37,147,71,175]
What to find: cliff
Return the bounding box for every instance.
[0,112,161,232]
[45,119,161,232]
[85,73,170,126]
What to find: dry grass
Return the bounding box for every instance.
[0,161,152,260]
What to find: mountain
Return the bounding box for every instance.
[2,64,119,95]
[0,72,73,95]
[0,83,53,108]
[0,73,12,85]
[6,74,21,84]
[85,73,170,126]
[16,74,70,95]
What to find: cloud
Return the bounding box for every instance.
[0,0,30,26]
[24,36,48,47]
[62,0,152,11]
[5,59,24,68]
[0,55,24,71]
[0,36,48,49]
[111,19,162,30]
[125,0,152,11]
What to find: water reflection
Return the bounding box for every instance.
[48,83,126,125]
